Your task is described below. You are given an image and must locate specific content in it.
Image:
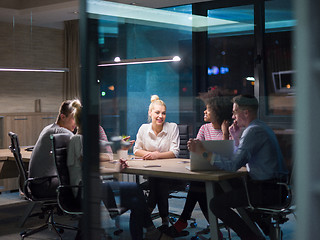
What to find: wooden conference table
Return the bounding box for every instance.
[0,148,31,192]
[0,148,32,162]
[1,149,260,238]
[100,158,255,239]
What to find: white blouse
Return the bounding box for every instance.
[133,122,180,157]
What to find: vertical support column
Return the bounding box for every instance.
[192,3,208,95]
[192,3,208,137]
[294,0,320,239]
[205,181,219,240]
[254,0,265,118]
[80,1,102,239]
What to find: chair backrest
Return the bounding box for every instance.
[51,133,81,213]
[178,124,190,159]
[8,132,28,195]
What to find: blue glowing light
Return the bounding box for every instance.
[208,66,229,76]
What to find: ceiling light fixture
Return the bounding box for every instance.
[98,56,181,67]
[0,67,69,73]
[246,77,255,81]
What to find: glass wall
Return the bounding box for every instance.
[89,0,296,156]
[83,0,295,235]
[89,0,228,142]
[94,1,259,142]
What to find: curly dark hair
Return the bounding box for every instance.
[199,88,234,126]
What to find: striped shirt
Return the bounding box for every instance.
[99,125,113,153]
[196,123,225,140]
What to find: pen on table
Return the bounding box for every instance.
[143,165,161,168]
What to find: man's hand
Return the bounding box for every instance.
[229,121,241,146]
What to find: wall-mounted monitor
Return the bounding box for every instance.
[272,70,295,94]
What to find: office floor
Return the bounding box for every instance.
[0,191,296,240]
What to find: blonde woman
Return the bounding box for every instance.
[133,95,180,230]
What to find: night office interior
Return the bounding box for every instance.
[0,0,318,239]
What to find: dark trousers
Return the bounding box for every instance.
[146,177,171,219]
[101,181,153,240]
[210,178,286,240]
[29,177,59,198]
[180,181,208,221]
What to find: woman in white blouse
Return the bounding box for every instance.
[133,95,180,230]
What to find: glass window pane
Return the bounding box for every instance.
[207,5,254,95]
[265,0,295,116]
[97,19,192,143]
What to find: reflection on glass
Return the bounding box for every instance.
[207,5,254,96]
[265,0,295,116]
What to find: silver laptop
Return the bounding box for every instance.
[189,140,234,171]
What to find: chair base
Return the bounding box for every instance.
[20,209,78,240]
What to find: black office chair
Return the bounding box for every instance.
[50,133,82,215]
[51,133,127,237]
[8,132,71,239]
[166,125,196,224]
[243,175,295,240]
[177,124,190,159]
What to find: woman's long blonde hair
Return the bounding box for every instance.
[148,95,166,122]
[71,99,82,131]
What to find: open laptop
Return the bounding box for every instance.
[189,140,234,171]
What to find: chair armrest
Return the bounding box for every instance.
[23,175,58,200]
[58,184,83,190]
[242,176,293,211]
[242,176,255,209]
[101,176,118,182]
[26,175,58,184]
[108,207,128,218]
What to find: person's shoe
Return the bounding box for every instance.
[164,226,189,238]
[159,232,173,240]
[157,224,169,233]
[144,228,173,240]
[173,219,188,232]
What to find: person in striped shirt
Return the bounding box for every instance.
[165,88,234,238]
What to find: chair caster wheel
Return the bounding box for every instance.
[57,228,64,234]
[190,222,197,228]
[170,217,177,222]
[114,229,123,235]
[191,236,200,240]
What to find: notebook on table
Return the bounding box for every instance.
[189,140,234,171]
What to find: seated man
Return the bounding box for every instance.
[188,95,288,240]
[28,100,76,198]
